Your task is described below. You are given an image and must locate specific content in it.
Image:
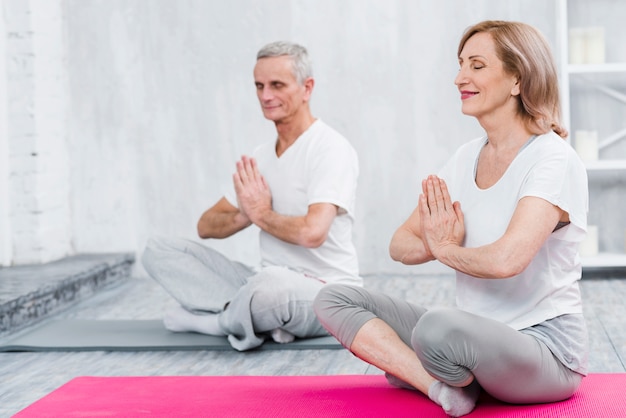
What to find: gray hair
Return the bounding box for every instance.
[256,41,312,84]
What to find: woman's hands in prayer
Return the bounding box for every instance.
[418,175,465,260]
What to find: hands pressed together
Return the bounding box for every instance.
[232,159,462,260]
[233,155,272,225]
[418,175,465,259]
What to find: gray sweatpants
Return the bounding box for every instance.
[142,236,328,350]
[313,284,582,404]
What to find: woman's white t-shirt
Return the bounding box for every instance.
[438,132,588,330]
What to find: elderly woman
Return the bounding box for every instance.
[314,20,588,417]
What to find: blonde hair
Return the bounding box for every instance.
[458,20,567,138]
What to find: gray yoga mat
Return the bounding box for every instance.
[0,319,342,352]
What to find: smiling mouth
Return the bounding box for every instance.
[460,91,477,100]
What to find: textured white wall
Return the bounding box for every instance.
[0,2,10,265]
[30,0,72,263]
[2,0,72,265]
[62,0,561,276]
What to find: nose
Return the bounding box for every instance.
[454,66,468,87]
[258,87,274,102]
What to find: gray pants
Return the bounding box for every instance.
[314,284,582,404]
[142,236,328,350]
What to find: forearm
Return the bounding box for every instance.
[252,209,326,248]
[415,179,558,279]
[197,210,251,239]
[434,240,527,279]
[389,229,435,265]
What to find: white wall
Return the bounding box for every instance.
[31,0,72,262]
[1,0,72,265]
[60,0,561,277]
[0,1,11,265]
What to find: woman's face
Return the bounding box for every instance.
[454,32,520,121]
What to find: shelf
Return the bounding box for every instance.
[568,63,626,74]
[559,0,626,272]
[581,253,626,269]
[584,160,626,171]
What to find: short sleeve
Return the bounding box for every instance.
[306,133,359,216]
[519,136,588,233]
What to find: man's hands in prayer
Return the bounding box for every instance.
[233,155,272,225]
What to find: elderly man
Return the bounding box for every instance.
[142,41,361,351]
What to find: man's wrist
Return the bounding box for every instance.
[234,211,252,228]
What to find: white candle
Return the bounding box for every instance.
[575,130,599,161]
[568,28,587,65]
[580,225,599,257]
[585,27,605,64]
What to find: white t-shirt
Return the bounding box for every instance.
[226,119,361,285]
[438,132,589,330]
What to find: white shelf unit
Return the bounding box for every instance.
[568,63,626,74]
[581,253,626,269]
[585,160,626,171]
[557,0,626,270]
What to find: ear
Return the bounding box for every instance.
[303,77,315,101]
[511,77,520,97]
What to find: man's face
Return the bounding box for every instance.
[253,56,310,123]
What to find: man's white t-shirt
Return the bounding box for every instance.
[227,119,361,285]
[438,132,588,330]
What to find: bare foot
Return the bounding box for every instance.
[270,328,296,343]
[163,305,226,336]
[428,380,481,417]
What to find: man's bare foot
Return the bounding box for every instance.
[270,328,296,343]
[163,305,226,336]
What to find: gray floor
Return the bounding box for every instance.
[1,274,625,417]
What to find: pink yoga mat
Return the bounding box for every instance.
[13,374,626,417]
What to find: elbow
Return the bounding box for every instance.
[197,224,210,239]
[302,235,327,249]
[389,244,404,263]
[388,234,406,263]
[197,214,213,239]
[388,229,427,264]
[300,227,328,249]
[490,265,520,279]
[389,240,432,265]
[197,219,221,239]
[490,253,530,278]
[505,261,530,278]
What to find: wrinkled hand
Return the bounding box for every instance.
[233,155,272,224]
[418,175,464,258]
